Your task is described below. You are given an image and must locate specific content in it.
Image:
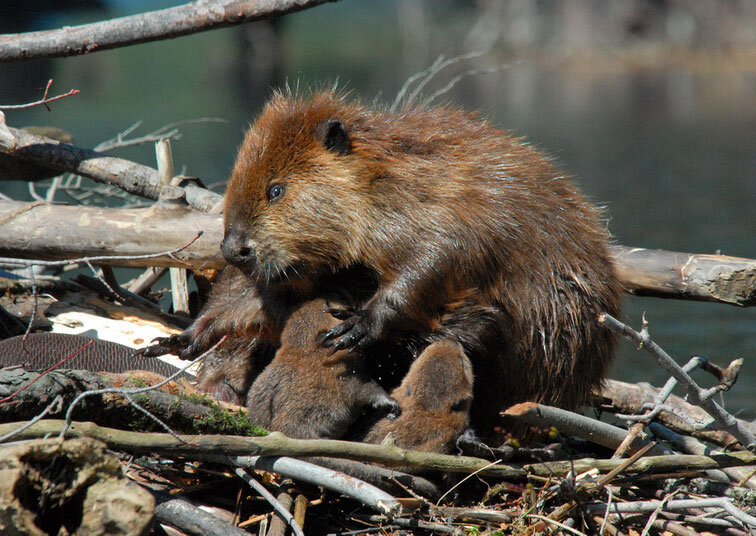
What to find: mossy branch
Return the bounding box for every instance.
[2,419,755,478]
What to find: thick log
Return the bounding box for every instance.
[0,201,224,270]
[0,201,754,307]
[611,245,756,306]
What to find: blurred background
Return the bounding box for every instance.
[1,0,754,416]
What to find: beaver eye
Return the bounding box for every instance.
[267,184,284,202]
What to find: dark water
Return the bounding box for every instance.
[1,2,754,416]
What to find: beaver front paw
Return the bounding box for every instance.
[319,307,379,353]
[135,328,205,360]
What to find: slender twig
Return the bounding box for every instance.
[0,395,63,443]
[585,497,756,527]
[0,79,79,110]
[219,455,402,516]
[599,313,756,450]
[233,467,305,536]
[59,336,225,439]
[0,0,336,63]
[527,514,588,536]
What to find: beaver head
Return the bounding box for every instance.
[221,92,374,286]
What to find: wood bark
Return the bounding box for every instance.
[601,378,756,445]
[0,201,224,270]
[611,245,756,306]
[0,0,338,63]
[0,121,223,211]
[1,201,754,307]
[4,419,756,478]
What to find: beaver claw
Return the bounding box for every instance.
[319,307,375,353]
[135,332,203,360]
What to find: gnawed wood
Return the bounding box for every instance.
[1,201,754,307]
[0,201,224,270]
[611,245,756,306]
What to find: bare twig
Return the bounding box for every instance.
[599,313,756,450]
[0,124,223,210]
[585,498,756,528]
[0,0,337,63]
[0,395,63,443]
[233,467,305,536]
[5,420,756,479]
[503,401,670,455]
[154,496,250,536]
[0,79,79,110]
[224,456,401,516]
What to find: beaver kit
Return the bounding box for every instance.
[148,89,622,445]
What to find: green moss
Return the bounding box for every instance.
[187,394,268,437]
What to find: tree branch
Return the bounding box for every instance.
[3,420,756,478]
[610,245,756,306]
[0,121,223,211]
[0,0,338,63]
[600,313,756,450]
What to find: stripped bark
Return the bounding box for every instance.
[0,201,224,270]
[611,245,756,306]
[1,201,754,307]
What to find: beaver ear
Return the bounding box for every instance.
[315,118,350,156]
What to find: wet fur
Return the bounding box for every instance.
[246,299,399,439]
[150,90,622,436]
[362,340,473,454]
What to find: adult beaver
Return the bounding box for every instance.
[148,90,622,435]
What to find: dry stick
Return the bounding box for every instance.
[615,514,730,536]
[266,482,295,536]
[584,498,756,528]
[4,420,756,477]
[233,467,305,536]
[154,497,250,536]
[0,79,79,110]
[0,396,62,443]
[609,245,756,306]
[649,422,756,490]
[0,0,337,62]
[503,401,671,456]
[601,379,754,446]
[0,201,224,269]
[0,231,203,269]
[355,515,456,534]
[0,123,223,210]
[219,455,402,517]
[126,266,168,294]
[156,138,191,315]
[292,494,307,530]
[599,313,756,450]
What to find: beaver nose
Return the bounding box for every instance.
[221,231,255,269]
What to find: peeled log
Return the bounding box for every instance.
[0,201,753,307]
[611,245,756,306]
[0,201,224,270]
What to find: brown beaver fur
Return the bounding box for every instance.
[362,339,473,454]
[246,298,399,439]
[146,89,622,437]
